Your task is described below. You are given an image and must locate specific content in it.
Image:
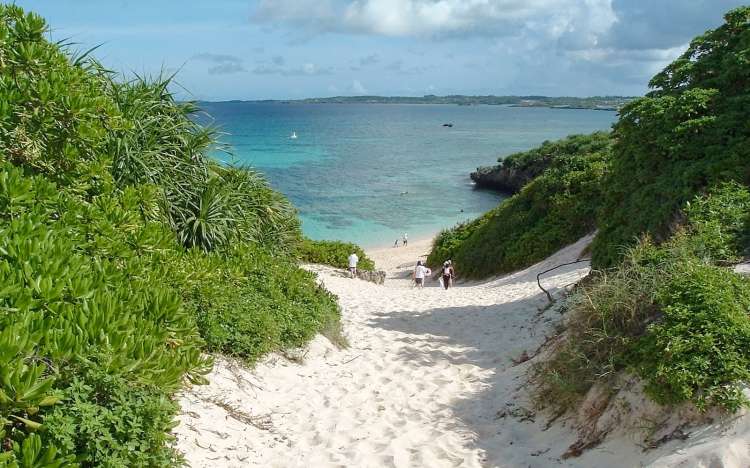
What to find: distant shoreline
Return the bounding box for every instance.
[366,232,437,253]
[201,94,636,111]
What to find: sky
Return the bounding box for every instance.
[15,0,748,101]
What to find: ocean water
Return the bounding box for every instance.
[200,102,616,248]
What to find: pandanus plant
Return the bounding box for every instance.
[171,177,233,251]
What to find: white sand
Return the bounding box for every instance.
[175,236,750,467]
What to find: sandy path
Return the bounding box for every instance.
[175,237,750,467]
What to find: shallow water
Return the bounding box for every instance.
[200,102,616,248]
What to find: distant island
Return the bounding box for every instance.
[232,95,637,111]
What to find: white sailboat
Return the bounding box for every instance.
[290,131,298,139]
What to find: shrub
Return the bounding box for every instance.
[297,239,375,271]
[105,75,215,191]
[0,5,342,465]
[427,213,491,268]
[634,261,750,411]
[681,182,750,264]
[0,165,210,465]
[107,76,302,253]
[534,185,750,414]
[44,364,185,467]
[175,245,343,362]
[215,165,301,252]
[498,131,612,180]
[0,6,118,191]
[430,135,610,278]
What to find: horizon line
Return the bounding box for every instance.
[195,93,640,103]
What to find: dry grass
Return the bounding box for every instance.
[531,241,663,414]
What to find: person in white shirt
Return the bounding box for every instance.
[413,260,431,288]
[403,233,408,247]
[347,252,359,278]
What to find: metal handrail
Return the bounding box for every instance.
[536,258,591,302]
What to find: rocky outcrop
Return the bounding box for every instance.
[471,132,612,194]
[356,269,386,285]
[470,165,536,193]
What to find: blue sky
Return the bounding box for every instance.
[16,0,747,101]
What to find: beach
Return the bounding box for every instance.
[174,235,750,467]
[8,5,750,466]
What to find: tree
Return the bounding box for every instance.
[591,7,750,267]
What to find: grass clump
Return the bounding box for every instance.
[297,238,375,271]
[429,132,611,277]
[531,240,662,412]
[534,183,750,414]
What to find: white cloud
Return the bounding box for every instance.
[253,62,333,76]
[351,79,368,94]
[302,63,318,74]
[208,63,247,75]
[191,53,247,74]
[249,0,745,95]
[253,0,616,40]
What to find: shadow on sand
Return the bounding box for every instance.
[367,286,572,467]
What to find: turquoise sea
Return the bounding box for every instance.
[200,102,617,248]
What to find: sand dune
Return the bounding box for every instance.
[175,236,750,467]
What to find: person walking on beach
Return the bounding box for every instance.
[413,260,430,288]
[348,252,359,278]
[394,238,399,248]
[440,260,454,290]
[403,233,408,247]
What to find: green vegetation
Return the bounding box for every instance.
[637,261,750,411]
[428,132,612,277]
[534,183,750,413]
[298,239,375,271]
[0,165,209,466]
[431,7,750,418]
[471,131,612,192]
[428,213,491,271]
[256,95,634,110]
[590,7,750,267]
[0,6,341,465]
[493,131,612,183]
[179,245,344,361]
[446,6,750,275]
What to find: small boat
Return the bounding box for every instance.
[290,131,298,139]
[442,123,453,127]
